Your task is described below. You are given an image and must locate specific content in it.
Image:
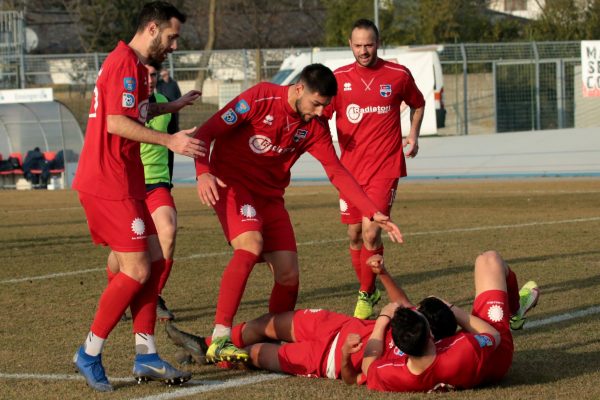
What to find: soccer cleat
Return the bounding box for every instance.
[73,346,113,392]
[165,322,209,365]
[510,281,540,330]
[353,288,382,319]
[205,336,249,364]
[133,353,191,386]
[157,296,175,321]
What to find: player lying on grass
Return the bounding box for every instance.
[166,251,539,392]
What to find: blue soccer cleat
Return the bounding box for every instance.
[133,353,192,386]
[72,346,113,392]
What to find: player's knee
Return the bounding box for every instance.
[234,232,264,255]
[347,227,362,246]
[362,228,382,248]
[126,263,151,284]
[475,250,502,270]
[275,266,299,285]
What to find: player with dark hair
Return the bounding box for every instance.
[167,251,539,393]
[192,63,404,364]
[72,1,204,392]
[325,18,426,319]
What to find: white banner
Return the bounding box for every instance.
[581,41,600,97]
[0,88,54,104]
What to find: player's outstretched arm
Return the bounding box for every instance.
[367,255,413,308]
[361,303,399,376]
[147,90,202,119]
[197,172,227,206]
[341,333,363,385]
[107,115,205,158]
[372,212,404,243]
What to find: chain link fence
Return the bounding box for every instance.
[1,41,597,135]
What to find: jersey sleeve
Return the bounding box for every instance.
[104,59,143,120]
[306,123,378,218]
[400,68,425,109]
[194,87,257,176]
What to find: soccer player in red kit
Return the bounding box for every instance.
[166,251,539,393]
[193,64,404,364]
[327,19,426,319]
[71,2,204,392]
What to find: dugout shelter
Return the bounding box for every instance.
[0,100,83,189]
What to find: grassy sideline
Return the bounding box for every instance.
[1,178,599,399]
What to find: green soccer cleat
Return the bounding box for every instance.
[510,281,540,330]
[353,288,382,320]
[205,336,249,364]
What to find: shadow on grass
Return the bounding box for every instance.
[507,339,600,387]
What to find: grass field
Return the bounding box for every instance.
[1,178,599,400]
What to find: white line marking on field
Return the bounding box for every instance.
[2,207,81,214]
[131,374,287,400]
[2,216,599,285]
[526,305,600,329]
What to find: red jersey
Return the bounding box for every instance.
[366,332,498,392]
[194,82,378,218]
[73,41,150,200]
[330,318,400,379]
[328,59,425,184]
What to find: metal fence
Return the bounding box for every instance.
[1,41,597,135]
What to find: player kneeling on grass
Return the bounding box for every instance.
[166,251,539,392]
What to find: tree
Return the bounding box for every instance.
[192,0,216,91]
[322,0,373,46]
[529,0,585,40]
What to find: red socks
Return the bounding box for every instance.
[349,247,361,281]
[91,272,142,338]
[131,259,165,335]
[360,246,383,293]
[230,322,247,348]
[157,259,173,295]
[269,281,299,313]
[506,267,520,316]
[214,249,259,327]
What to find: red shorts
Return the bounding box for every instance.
[339,178,399,224]
[213,183,296,253]
[145,186,176,214]
[472,289,514,383]
[278,309,352,377]
[78,192,157,252]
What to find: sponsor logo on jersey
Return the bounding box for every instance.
[263,114,274,125]
[122,92,135,108]
[474,334,493,348]
[221,108,238,125]
[131,217,146,236]
[293,129,308,143]
[235,99,250,114]
[343,82,352,91]
[138,99,149,123]
[248,135,295,155]
[123,77,136,91]
[380,84,392,97]
[345,103,392,124]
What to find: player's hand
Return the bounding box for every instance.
[367,254,386,275]
[403,134,419,158]
[372,212,404,243]
[173,90,202,111]
[197,173,227,206]
[379,302,400,320]
[168,127,206,158]
[342,333,363,355]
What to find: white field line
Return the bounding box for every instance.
[2,206,81,214]
[0,306,597,396]
[2,216,600,285]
